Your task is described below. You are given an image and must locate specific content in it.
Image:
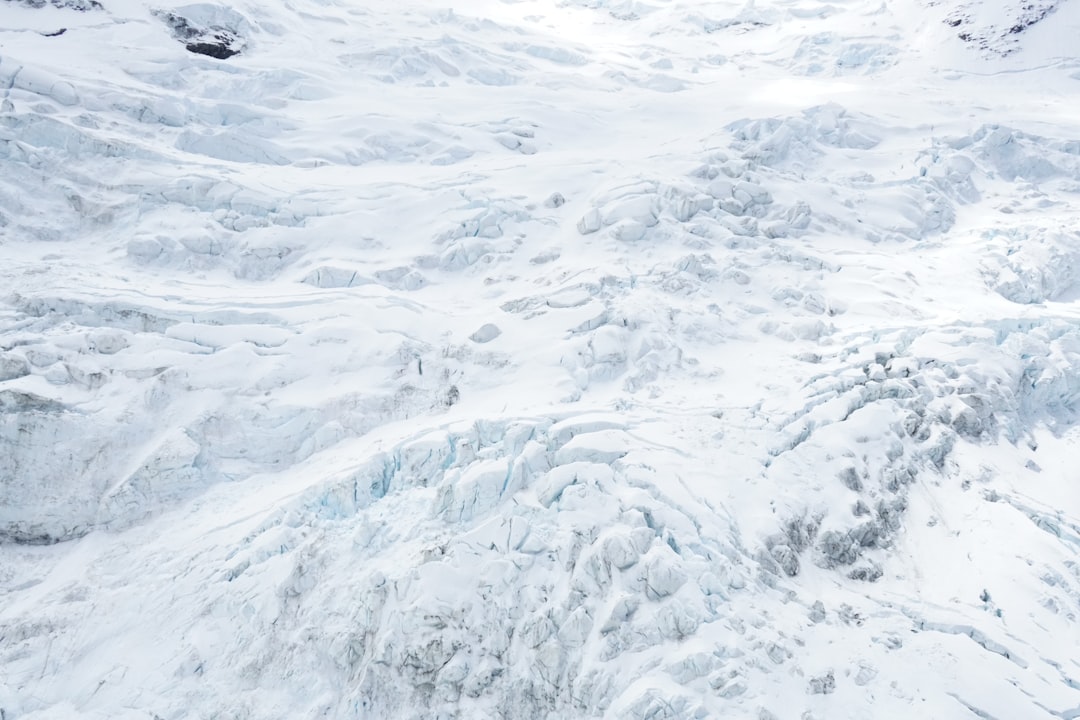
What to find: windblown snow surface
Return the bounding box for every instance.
[2,0,1080,718]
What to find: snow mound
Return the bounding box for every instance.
[982,227,1080,304]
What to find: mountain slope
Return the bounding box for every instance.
[2,1,1080,718]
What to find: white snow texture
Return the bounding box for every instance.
[2,0,1080,718]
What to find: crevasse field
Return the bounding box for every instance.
[2,0,1080,717]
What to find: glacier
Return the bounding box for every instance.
[2,0,1080,718]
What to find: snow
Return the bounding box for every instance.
[2,0,1080,718]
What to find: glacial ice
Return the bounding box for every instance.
[3,0,1080,718]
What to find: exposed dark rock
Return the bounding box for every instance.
[5,0,102,10]
[154,10,245,59]
[184,40,241,59]
[943,0,1061,56]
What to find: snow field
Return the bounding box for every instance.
[2,0,1080,718]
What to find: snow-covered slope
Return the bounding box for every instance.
[2,0,1080,718]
